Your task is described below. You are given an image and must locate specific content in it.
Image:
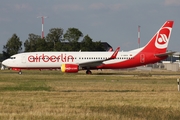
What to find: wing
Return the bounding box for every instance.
[79,47,120,68]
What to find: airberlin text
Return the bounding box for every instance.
[28,54,74,62]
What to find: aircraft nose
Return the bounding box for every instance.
[2,59,9,67]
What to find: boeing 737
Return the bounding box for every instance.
[2,20,174,74]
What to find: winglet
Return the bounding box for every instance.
[109,47,120,59]
[108,48,113,52]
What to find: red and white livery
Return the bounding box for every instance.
[2,21,174,74]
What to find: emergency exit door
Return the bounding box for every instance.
[140,54,145,63]
[21,55,26,63]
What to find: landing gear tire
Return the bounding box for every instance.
[86,70,92,74]
[18,71,22,75]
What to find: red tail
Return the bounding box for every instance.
[141,21,174,54]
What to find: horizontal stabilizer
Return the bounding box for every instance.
[155,51,176,57]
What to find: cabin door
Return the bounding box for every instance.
[21,55,26,63]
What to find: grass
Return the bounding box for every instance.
[0,69,180,120]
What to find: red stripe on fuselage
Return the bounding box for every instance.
[98,53,167,69]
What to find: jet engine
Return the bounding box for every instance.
[61,64,79,73]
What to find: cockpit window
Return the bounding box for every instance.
[10,57,16,59]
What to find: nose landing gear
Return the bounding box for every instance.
[18,70,22,75]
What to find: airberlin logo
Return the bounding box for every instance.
[28,54,74,62]
[155,27,171,49]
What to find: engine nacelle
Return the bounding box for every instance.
[61,64,79,73]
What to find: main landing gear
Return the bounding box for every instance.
[86,70,92,74]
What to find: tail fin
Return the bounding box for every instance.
[141,21,174,54]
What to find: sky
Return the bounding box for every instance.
[0,0,180,53]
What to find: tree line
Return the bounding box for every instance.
[2,27,105,60]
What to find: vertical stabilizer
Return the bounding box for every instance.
[141,21,174,54]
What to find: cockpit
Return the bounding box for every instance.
[2,56,17,68]
[10,57,16,59]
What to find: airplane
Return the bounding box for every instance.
[1,20,174,74]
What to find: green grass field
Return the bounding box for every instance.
[0,69,180,120]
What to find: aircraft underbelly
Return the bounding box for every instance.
[27,62,59,68]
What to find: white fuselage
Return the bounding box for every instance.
[2,50,140,69]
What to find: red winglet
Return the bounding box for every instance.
[109,47,120,59]
[108,48,113,52]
